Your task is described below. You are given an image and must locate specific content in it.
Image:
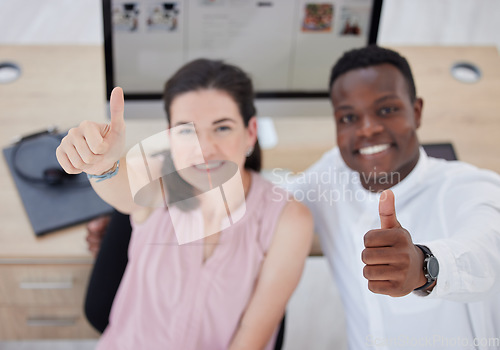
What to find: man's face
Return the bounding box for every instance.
[331,64,423,191]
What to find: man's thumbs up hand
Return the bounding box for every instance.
[56,87,126,176]
[379,189,401,229]
[361,190,427,297]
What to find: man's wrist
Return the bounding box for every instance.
[413,244,439,295]
[414,245,428,289]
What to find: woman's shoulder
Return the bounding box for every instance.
[277,197,313,236]
[247,172,313,251]
[251,172,312,226]
[266,196,314,256]
[250,172,290,204]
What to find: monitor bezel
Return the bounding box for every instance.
[102,0,383,101]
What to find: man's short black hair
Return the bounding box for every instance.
[329,45,417,102]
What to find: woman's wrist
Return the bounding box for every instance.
[87,160,120,182]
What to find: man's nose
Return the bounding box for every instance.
[356,114,384,138]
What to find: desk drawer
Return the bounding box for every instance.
[0,306,99,339]
[0,265,92,306]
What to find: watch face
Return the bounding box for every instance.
[428,257,439,279]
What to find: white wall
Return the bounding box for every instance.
[1,0,499,48]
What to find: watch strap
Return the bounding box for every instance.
[414,244,436,292]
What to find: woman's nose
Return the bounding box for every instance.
[198,133,218,159]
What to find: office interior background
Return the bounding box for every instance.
[0,0,499,349]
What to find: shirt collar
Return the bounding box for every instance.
[389,146,429,198]
[338,146,429,198]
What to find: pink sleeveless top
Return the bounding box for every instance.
[96,172,289,350]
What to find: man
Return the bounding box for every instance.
[285,46,500,349]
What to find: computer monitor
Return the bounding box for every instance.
[103,0,383,119]
[422,143,458,161]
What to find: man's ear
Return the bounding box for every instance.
[246,116,258,147]
[413,98,423,129]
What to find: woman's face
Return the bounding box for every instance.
[168,89,257,190]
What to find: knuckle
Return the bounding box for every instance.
[71,157,85,169]
[79,120,92,129]
[389,229,401,242]
[366,229,377,236]
[67,127,80,138]
[363,265,371,279]
[90,141,107,155]
[81,152,96,165]
[367,281,380,294]
[60,135,71,149]
[362,249,375,264]
[394,228,410,243]
[361,249,368,263]
[364,230,375,245]
[400,252,411,266]
[390,279,402,290]
[96,142,109,154]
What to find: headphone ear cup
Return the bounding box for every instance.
[43,168,67,186]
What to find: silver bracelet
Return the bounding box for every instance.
[87,160,120,183]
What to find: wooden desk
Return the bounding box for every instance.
[396,46,500,174]
[0,45,499,339]
[0,46,104,339]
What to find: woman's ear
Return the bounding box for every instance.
[246,116,258,147]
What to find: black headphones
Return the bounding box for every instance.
[11,128,90,187]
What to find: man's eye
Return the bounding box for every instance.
[340,114,357,124]
[379,106,398,116]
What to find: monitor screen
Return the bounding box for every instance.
[103,0,383,118]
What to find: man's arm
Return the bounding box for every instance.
[362,186,500,301]
[229,200,313,350]
[424,176,500,301]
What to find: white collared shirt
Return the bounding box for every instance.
[284,147,500,350]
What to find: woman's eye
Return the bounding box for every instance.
[177,127,195,135]
[379,106,398,116]
[339,114,357,124]
[215,126,231,132]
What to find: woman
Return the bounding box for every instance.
[56,59,313,349]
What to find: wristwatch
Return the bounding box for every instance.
[414,244,439,293]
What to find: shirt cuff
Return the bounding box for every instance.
[414,239,460,299]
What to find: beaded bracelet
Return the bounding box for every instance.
[87,160,120,183]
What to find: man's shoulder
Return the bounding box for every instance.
[426,157,499,183]
[424,157,500,199]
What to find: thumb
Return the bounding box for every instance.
[109,87,125,133]
[379,189,401,229]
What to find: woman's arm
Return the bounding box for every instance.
[229,200,314,350]
[56,87,143,215]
